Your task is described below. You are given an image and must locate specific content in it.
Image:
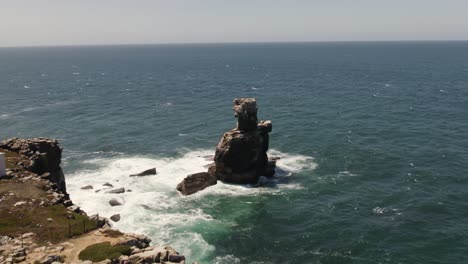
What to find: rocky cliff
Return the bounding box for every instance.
[0,138,66,193]
[0,138,188,263]
[209,98,276,184]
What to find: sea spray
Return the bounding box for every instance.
[67,149,317,262]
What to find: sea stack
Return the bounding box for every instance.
[177,98,276,195]
[209,98,276,184]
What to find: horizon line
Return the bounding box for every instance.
[1,39,468,49]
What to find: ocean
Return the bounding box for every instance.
[1,42,467,263]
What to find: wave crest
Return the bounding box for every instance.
[67,149,316,262]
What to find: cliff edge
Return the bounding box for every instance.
[0,138,187,264]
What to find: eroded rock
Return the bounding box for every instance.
[110,214,121,222]
[176,172,217,195]
[109,198,123,206]
[211,98,276,184]
[130,168,156,177]
[0,138,67,193]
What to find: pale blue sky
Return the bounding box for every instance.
[1,0,467,47]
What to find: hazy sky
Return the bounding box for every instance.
[1,0,468,47]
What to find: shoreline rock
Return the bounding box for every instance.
[176,172,217,195]
[0,137,189,263]
[130,167,157,177]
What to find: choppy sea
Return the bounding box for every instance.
[1,42,467,263]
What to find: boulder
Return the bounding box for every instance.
[80,185,93,190]
[176,172,217,195]
[67,205,80,213]
[126,246,182,263]
[110,214,120,222]
[40,255,63,264]
[130,168,156,177]
[211,98,276,184]
[89,214,110,228]
[109,198,123,206]
[103,182,113,187]
[106,187,125,194]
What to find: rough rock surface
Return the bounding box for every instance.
[120,245,184,264]
[176,172,217,195]
[0,138,67,192]
[0,138,190,263]
[209,98,276,184]
[109,198,123,206]
[130,168,157,177]
[110,214,121,222]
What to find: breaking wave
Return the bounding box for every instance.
[67,149,316,262]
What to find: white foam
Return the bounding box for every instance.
[67,149,316,262]
[269,149,317,173]
[214,255,241,264]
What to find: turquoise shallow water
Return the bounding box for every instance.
[1,42,468,263]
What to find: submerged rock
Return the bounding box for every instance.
[176,172,217,195]
[210,98,276,184]
[130,168,156,177]
[106,187,125,194]
[80,185,93,190]
[103,182,113,187]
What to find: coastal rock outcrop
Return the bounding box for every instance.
[0,137,190,263]
[176,172,217,195]
[0,137,67,193]
[209,98,276,184]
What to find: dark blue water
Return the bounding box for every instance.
[1,42,467,263]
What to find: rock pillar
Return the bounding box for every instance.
[209,98,276,184]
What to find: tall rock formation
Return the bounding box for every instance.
[209,98,276,184]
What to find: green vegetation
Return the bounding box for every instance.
[0,201,99,244]
[78,242,131,262]
[101,228,124,238]
[0,148,99,244]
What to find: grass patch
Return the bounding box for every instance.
[0,170,99,244]
[0,202,99,244]
[79,242,131,262]
[102,229,124,238]
[0,148,99,244]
